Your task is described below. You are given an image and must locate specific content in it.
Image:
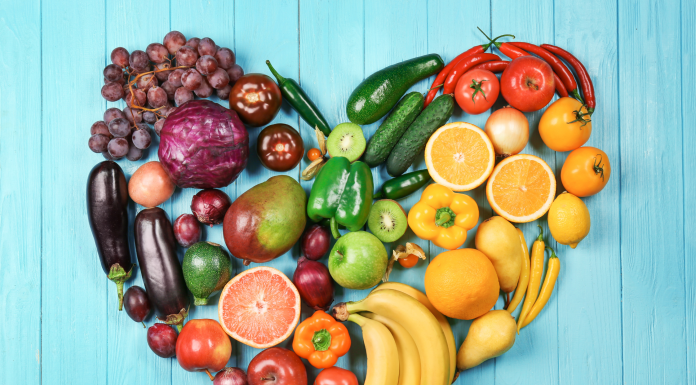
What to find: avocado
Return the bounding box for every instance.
[182,242,232,306]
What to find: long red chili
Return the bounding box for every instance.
[443,53,500,94]
[554,73,568,97]
[510,42,582,103]
[541,44,596,114]
[471,60,509,73]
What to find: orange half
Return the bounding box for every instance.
[425,122,495,191]
[486,154,556,223]
[218,266,301,348]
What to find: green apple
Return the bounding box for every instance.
[328,231,388,290]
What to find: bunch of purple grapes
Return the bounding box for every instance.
[90,31,245,160]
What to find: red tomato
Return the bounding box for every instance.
[454,69,500,115]
[315,367,359,385]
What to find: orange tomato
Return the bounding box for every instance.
[307,148,322,161]
[539,97,591,152]
[561,146,611,197]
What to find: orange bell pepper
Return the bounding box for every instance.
[407,183,479,250]
[292,310,351,368]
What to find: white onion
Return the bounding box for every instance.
[485,107,529,157]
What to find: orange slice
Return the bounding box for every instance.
[486,154,556,223]
[425,122,495,191]
[218,266,301,348]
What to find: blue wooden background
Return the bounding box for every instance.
[0,0,692,383]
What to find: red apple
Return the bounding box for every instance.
[247,347,307,385]
[176,319,232,379]
[500,56,555,112]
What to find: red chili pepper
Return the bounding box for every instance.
[510,42,582,103]
[554,72,568,97]
[442,53,500,94]
[471,60,509,73]
[541,44,596,114]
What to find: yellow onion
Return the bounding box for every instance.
[485,107,529,157]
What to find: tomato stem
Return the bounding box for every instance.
[469,78,488,103]
[592,154,606,181]
[566,104,592,127]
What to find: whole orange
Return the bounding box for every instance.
[424,248,499,320]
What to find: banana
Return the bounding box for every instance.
[363,312,420,385]
[372,282,458,383]
[347,314,399,385]
[340,289,449,385]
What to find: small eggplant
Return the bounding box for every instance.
[86,161,134,310]
[134,207,190,331]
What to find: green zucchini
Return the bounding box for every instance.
[363,92,424,168]
[386,94,454,177]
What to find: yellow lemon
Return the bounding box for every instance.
[547,192,590,248]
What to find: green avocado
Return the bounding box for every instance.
[182,242,232,305]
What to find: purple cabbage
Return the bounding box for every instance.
[158,100,249,188]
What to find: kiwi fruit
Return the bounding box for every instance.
[327,122,366,162]
[368,199,408,243]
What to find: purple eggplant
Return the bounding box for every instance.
[134,207,190,331]
[86,161,134,310]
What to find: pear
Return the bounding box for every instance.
[457,310,516,370]
[475,216,522,292]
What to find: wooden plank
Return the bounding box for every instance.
[618,0,686,383]
[552,0,623,384]
[0,0,42,384]
[298,0,364,381]
[490,1,559,383]
[40,1,109,384]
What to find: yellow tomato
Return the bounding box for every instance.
[539,97,591,152]
[561,146,611,197]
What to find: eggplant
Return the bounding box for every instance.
[87,161,134,311]
[134,207,190,331]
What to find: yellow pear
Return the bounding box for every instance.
[475,216,521,292]
[457,310,516,370]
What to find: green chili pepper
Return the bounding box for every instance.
[373,170,431,200]
[266,60,332,137]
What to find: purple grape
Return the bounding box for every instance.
[226,64,244,84]
[136,73,158,92]
[111,47,130,67]
[198,37,217,56]
[108,118,130,138]
[181,69,203,91]
[154,62,171,81]
[123,286,151,324]
[102,151,115,160]
[214,48,235,70]
[129,50,150,72]
[104,64,123,82]
[146,43,169,64]
[208,68,230,89]
[216,84,232,100]
[89,134,110,153]
[160,80,177,101]
[168,69,185,87]
[91,121,111,136]
[132,128,152,150]
[123,107,143,124]
[104,76,125,85]
[174,87,194,106]
[108,138,129,159]
[101,82,125,102]
[159,105,176,117]
[143,111,157,124]
[175,45,198,67]
[131,63,152,74]
[104,108,126,124]
[154,118,166,136]
[163,31,186,55]
[173,214,201,248]
[147,324,178,358]
[126,145,144,161]
[125,88,147,108]
[196,55,218,75]
[194,78,214,98]
[186,37,200,50]
[147,86,168,108]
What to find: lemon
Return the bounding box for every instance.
[547,192,590,248]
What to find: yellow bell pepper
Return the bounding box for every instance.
[407,184,479,250]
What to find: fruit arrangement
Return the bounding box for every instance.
[86,28,611,384]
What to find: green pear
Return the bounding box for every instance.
[457,310,516,370]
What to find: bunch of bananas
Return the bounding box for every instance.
[331,282,457,385]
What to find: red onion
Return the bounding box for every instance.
[173,214,202,248]
[293,257,334,311]
[300,224,331,261]
[191,188,232,226]
[213,367,248,385]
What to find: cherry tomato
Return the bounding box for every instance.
[561,146,611,197]
[398,254,420,268]
[539,97,592,152]
[307,148,322,161]
[454,69,500,115]
[314,366,359,385]
[229,73,282,127]
[257,124,304,171]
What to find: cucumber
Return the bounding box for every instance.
[386,94,454,177]
[346,54,444,125]
[363,92,424,168]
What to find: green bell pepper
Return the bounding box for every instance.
[307,157,373,238]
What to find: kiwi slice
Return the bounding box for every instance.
[368,199,408,243]
[327,123,366,162]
